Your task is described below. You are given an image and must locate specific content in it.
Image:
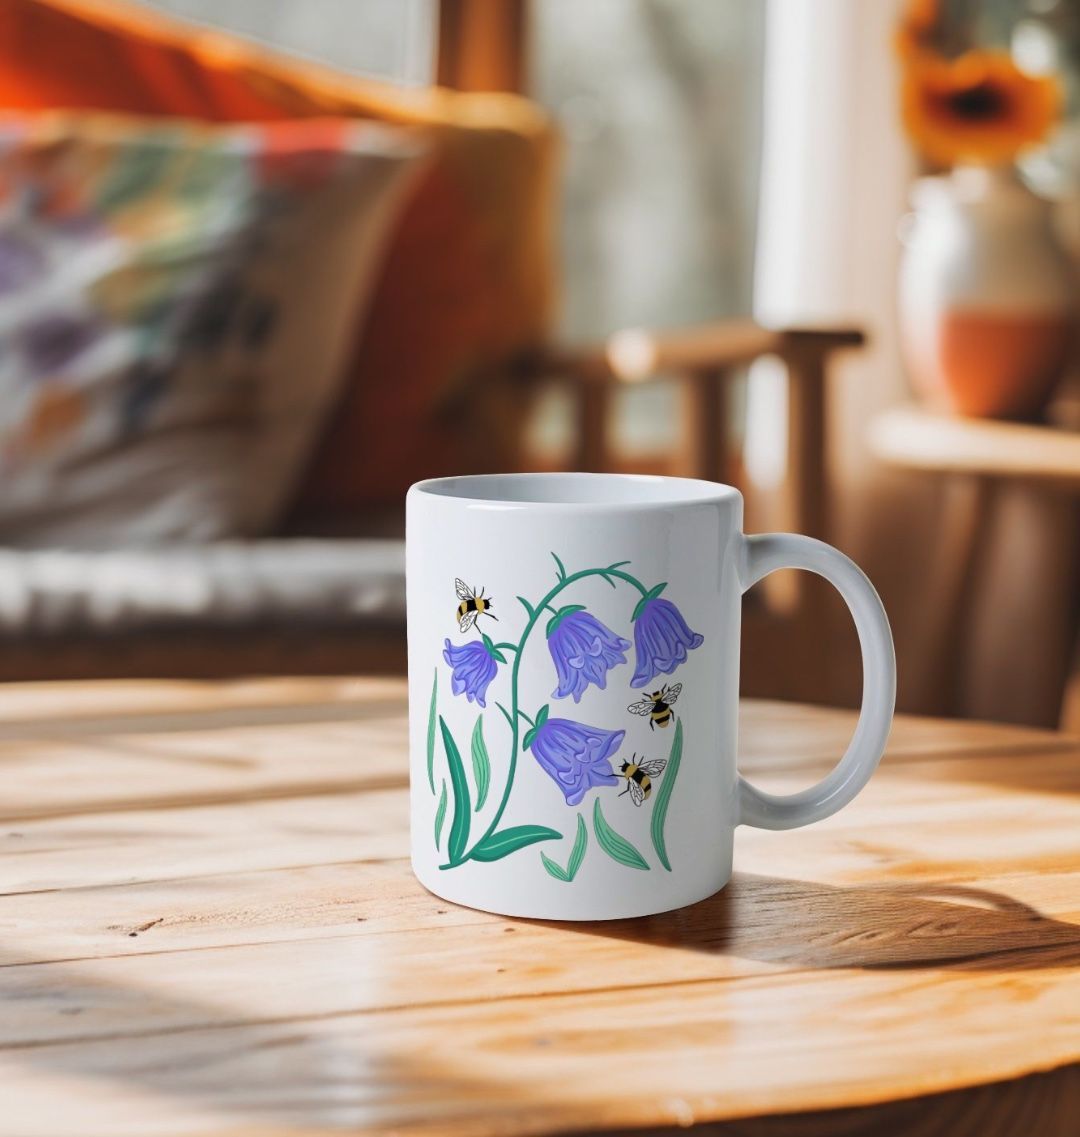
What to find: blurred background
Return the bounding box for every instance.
[1,0,1078,729]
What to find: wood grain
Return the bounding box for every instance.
[869,405,1080,489]
[545,322,863,385]
[0,679,1076,1136]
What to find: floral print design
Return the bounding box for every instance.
[0,116,354,465]
[19,313,102,374]
[431,553,704,876]
[527,716,624,806]
[443,637,500,708]
[630,596,705,689]
[547,605,631,703]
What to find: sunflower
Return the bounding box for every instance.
[900,48,1062,167]
[895,0,939,60]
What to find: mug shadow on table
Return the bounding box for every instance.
[567,872,1080,972]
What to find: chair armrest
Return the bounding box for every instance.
[537,320,865,384]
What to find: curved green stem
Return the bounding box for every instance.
[442,563,648,868]
[494,642,518,653]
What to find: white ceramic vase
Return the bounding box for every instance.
[899,166,1076,419]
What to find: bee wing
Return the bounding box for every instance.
[454,578,472,600]
[458,609,477,633]
[627,699,653,715]
[629,779,646,806]
[638,759,668,777]
[664,683,683,705]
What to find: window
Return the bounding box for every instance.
[137,0,437,85]
[529,0,765,457]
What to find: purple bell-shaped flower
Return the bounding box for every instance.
[547,605,630,703]
[525,706,624,806]
[443,636,502,707]
[630,590,704,689]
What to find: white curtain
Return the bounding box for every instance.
[749,0,912,514]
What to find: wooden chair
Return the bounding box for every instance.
[529,320,866,703]
[0,322,862,694]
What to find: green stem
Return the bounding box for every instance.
[518,709,535,726]
[441,563,648,868]
[494,642,518,653]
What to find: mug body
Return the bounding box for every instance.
[406,473,743,920]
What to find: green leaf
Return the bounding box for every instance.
[598,573,617,590]
[535,703,550,730]
[566,813,588,878]
[593,799,650,870]
[470,716,491,810]
[540,852,571,881]
[650,718,683,871]
[552,552,568,580]
[439,717,471,864]
[433,781,448,850]
[470,825,561,862]
[426,668,438,792]
[631,582,668,623]
[517,595,536,620]
[546,603,586,638]
[481,633,506,664]
[538,813,588,884]
[522,725,537,751]
[607,560,631,571]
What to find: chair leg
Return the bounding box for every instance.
[683,368,727,482]
[761,350,828,618]
[785,349,827,542]
[574,382,611,472]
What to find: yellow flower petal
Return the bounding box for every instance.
[900,48,1062,167]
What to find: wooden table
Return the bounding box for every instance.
[1,678,1078,1136]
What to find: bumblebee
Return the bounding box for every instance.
[628,683,682,730]
[616,754,668,806]
[455,578,497,633]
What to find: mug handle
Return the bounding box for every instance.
[737,533,896,829]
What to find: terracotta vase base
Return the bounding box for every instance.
[913,310,1075,419]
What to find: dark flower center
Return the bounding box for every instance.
[941,81,1010,122]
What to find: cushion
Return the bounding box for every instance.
[0,111,423,546]
[0,0,558,514]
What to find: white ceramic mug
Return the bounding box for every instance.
[407,473,895,920]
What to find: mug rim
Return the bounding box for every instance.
[409,472,742,510]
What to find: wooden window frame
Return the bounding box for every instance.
[437,0,527,92]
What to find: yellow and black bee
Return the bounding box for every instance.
[455,578,498,633]
[616,754,668,806]
[628,682,682,730]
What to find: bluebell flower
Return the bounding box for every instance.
[631,595,704,688]
[547,605,631,703]
[443,637,500,707]
[527,712,624,806]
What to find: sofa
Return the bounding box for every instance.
[0,0,558,679]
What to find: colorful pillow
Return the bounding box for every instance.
[0,0,558,513]
[0,112,423,545]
